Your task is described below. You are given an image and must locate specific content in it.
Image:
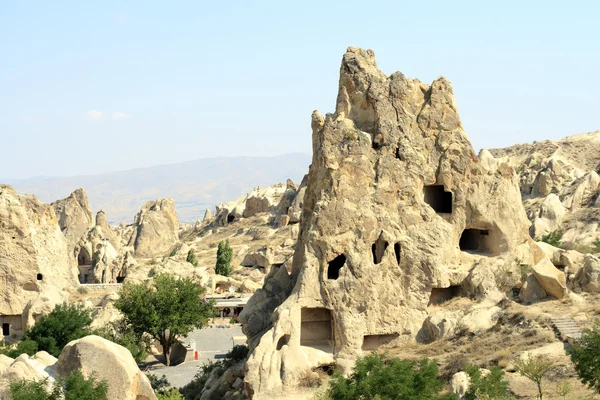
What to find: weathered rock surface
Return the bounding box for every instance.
[531,258,567,299]
[241,47,543,395]
[574,254,600,293]
[488,130,600,245]
[0,352,58,399]
[51,188,94,253]
[128,198,179,257]
[0,185,78,336]
[519,273,548,303]
[57,335,157,400]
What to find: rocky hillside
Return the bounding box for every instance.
[486,130,600,246]
[6,153,310,223]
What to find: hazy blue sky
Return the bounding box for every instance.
[1,1,598,179]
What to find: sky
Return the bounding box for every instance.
[1,1,598,179]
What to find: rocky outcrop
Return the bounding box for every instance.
[96,210,122,250]
[0,185,78,336]
[51,188,94,253]
[128,198,179,257]
[574,254,600,293]
[241,47,543,395]
[488,130,600,245]
[0,352,59,399]
[57,335,157,400]
[531,258,567,299]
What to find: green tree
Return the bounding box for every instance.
[115,274,215,366]
[327,353,456,400]
[215,241,233,277]
[569,321,600,393]
[555,380,572,400]
[92,319,149,363]
[186,249,198,267]
[23,303,92,357]
[514,354,554,400]
[464,365,510,400]
[8,378,59,400]
[157,389,184,400]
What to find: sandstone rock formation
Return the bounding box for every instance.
[0,185,79,338]
[128,198,179,257]
[488,131,600,245]
[57,335,157,400]
[240,47,544,396]
[0,351,59,399]
[51,188,94,253]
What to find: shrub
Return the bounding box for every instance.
[186,249,198,267]
[23,303,92,357]
[514,354,554,400]
[569,320,600,393]
[464,365,510,400]
[147,373,171,394]
[215,241,233,277]
[223,345,248,368]
[9,371,108,400]
[540,231,563,248]
[93,319,150,363]
[555,380,572,400]
[327,353,456,400]
[157,389,184,400]
[0,339,39,358]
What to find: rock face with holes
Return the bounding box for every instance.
[127,198,179,257]
[0,185,79,337]
[487,130,600,245]
[241,47,545,396]
[51,188,95,253]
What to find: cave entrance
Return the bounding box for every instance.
[424,185,453,214]
[372,235,389,265]
[428,286,462,306]
[2,323,9,336]
[327,254,346,280]
[361,333,399,351]
[459,228,501,255]
[394,242,401,265]
[301,308,333,350]
[77,248,91,266]
[227,214,235,223]
[116,276,125,283]
[36,273,43,281]
[276,334,290,350]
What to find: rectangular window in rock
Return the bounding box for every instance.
[428,286,461,306]
[361,333,399,351]
[2,323,9,336]
[424,185,453,214]
[300,308,333,347]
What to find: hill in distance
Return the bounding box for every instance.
[5,153,311,224]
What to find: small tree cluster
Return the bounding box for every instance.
[215,240,232,277]
[326,353,455,400]
[465,365,511,400]
[569,320,600,394]
[186,249,198,267]
[514,354,554,400]
[9,371,108,400]
[92,319,150,363]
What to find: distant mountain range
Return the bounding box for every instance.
[5,153,311,223]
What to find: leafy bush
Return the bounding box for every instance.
[157,389,184,400]
[327,353,456,400]
[186,249,198,267]
[0,339,39,358]
[464,365,510,400]
[23,303,92,357]
[540,231,563,248]
[569,320,600,394]
[147,373,171,394]
[9,371,108,400]
[223,345,248,368]
[215,240,232,277]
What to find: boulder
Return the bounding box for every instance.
[532,258,567,299]
[520,274,547,303]
[57,335,157,400]
[0,352,58,399]
[574,254,600,293]
[422,310,464,342]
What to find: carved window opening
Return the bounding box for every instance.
[394,242,401,265]
[300,308,333,348]
[428,286,461,306]
[327,254,346,280]
[276,334,290,350]
[36,273,43,281]
[361,333,400,351]
[2,323,9,336]
[372,236,389,264]
[424,185,453,214]
[227,214,235,223]
[459,228,496,254]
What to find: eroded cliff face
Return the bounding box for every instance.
[487,130,600,245]
[0,185,78,333]
[241,47,545,396]
[51,188,94,254]
[128,198,179,258]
